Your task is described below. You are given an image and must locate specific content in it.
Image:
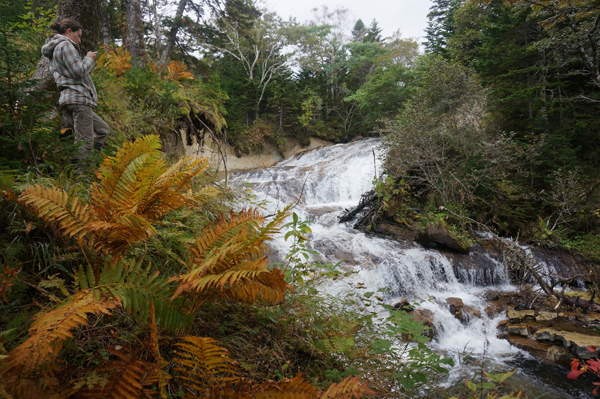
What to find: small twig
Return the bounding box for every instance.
[264,172,310,219]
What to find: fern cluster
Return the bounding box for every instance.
[0,135,374,398]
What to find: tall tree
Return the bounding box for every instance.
[424,0,461,56]
[122,0,145,64]
[351,19,366,41]
[206,5,291,120]
[364,20,382,43]
[495,0,600,92]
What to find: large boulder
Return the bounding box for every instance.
[416,222,472,254]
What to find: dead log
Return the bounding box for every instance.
[339,189,378,223]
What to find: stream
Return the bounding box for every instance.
[230,138,594,398]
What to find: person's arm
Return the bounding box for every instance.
[57,41,95,79]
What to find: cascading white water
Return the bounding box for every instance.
[230,139,592,399]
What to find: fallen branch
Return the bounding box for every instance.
[493,236,600,312]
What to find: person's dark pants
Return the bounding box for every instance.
[63,104,110,161]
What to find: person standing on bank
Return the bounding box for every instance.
[42,18,109,165]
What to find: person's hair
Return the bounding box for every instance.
[49,18,82,34]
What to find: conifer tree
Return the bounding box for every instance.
[424,0,460,56]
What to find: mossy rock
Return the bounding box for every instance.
[415,220,473,254]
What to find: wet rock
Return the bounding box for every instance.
[461,305,482,322]
[392,297,413,312]
[528,246,589,284]
[508,335,572,365]
[334,250,356,265]
[372,222,418,241]
[450,249,506,286]
[446,297,464,316]
[535,311,559,322]
[485,293,500,301]
[411,309,435,338]
[506,308,536,322]
[534,327,600,359]
[507,324,531,337]
[546,345,573,363]
[416,223,471,254]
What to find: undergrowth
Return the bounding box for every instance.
[0,135,457,398]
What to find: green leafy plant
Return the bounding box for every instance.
[282,212,319,285]
[450,368,523,399]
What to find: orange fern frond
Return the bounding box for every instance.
[217,265,289,304]
[0,377,67,399]
[207,374,318,399]
[134,155,210,221]
[149,301,170,397]
[184,186,221,207]
[20,185,94,241]
[2,290,120,377]
[0,264,21,304]
[0,186,17,202]
[319,376,374,399]
[172,207,291,305]
[85,219,155,254]
[189,209,266,261]
[99,46,132,76]
[100,349,150,399]
[75,348,156,399]
[18,136,218,256]
[176,374,372,399]
[164,60,194,82]
[173,336,241,393]
[92,135,162,212]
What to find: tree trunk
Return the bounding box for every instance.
[122,0,146,66]
[30,0,103,93]
[160,0,187,65]
[151,0,163,63]
[102,0,111,46]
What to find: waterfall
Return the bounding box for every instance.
[230,139,592,399]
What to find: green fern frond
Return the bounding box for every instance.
[77,260,192,331]
[173,336,241,393]
[2,290,120,377]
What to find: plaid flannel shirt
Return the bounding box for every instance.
[42,35,98,108]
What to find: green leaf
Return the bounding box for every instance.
[466,381,478,392]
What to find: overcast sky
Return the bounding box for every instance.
[265,0,434,42]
